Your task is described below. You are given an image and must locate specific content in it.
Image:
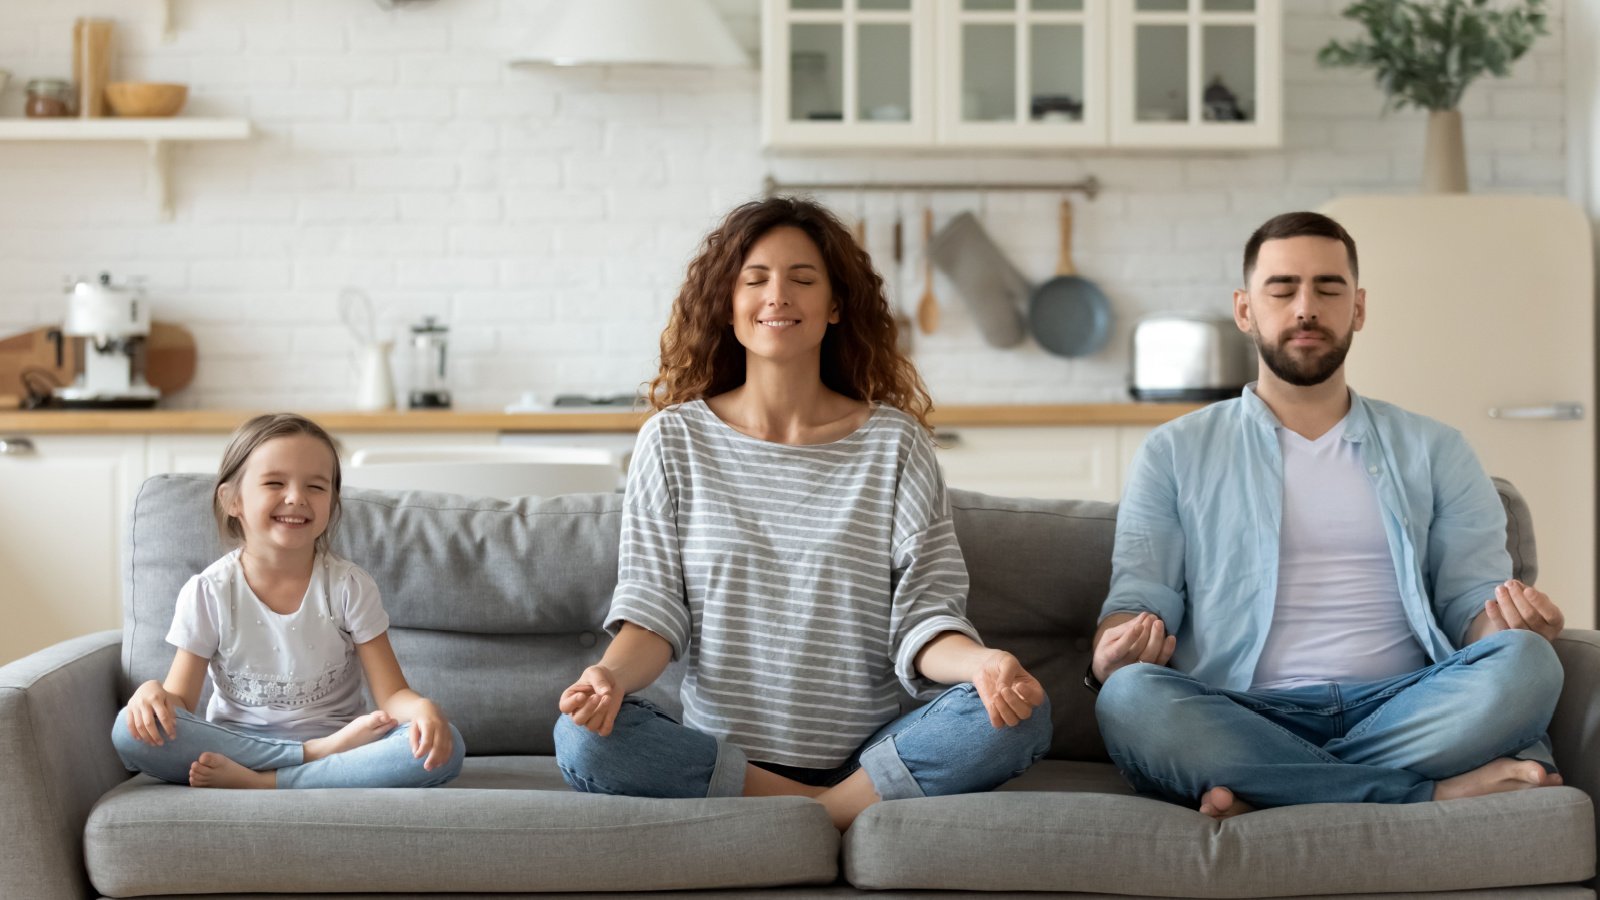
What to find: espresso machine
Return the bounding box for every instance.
[50,272,160,408]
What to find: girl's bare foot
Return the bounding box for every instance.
[1198,786,1254,819]
[189,752,275,789]
[303,711,397,762]
[1433,758,1561,802]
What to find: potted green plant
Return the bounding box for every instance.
[1318,0,1547,193]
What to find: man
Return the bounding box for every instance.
[1093,211,1566,819]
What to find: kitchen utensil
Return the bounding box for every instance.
[0,326,79,402]
[144,322,197,394]
[926,212,1029,348]
[916,208,939,334]
[104,82,188,118]
[407,316,452,409]
[892,209,913,355]
[1028,199,1113,357]
[338,287,378,347]
[1129,313,1254,401]
[73,18,114,118]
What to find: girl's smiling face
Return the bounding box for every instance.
[221,434,336,556]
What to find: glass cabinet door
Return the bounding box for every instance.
[764,0,934,147]
[1111,0,1281,147]
[937,0,1106,146]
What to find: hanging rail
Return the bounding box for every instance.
[762,174,1101,200]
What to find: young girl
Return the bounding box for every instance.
[554,197,1051,830]
[112,413,464,789]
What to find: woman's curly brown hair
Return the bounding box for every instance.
[648,196,933,430]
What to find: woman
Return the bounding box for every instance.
[553,197,1050,830]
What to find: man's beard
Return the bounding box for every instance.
[1252,322,1352,387]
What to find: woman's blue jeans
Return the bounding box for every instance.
[112,706,465,789]
[1095,628,1563,808]
[553,683,1052,800]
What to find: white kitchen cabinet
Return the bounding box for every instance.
[936,0,1108,147]
[762,0,1279,150]
[0,434,144,664]
[935,424,1157,502]
[763,0,935,147]
[145,431,501,478]
[935,425,1121,501]
[1109,0,1282,148]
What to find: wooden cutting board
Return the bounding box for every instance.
[0,322,196,404]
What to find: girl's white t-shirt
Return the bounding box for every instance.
[166,549,391,740]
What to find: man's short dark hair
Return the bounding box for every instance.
[1242,212,1359,285]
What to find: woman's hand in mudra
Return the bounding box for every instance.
[973,650,1047,729]
[559,665,623,737]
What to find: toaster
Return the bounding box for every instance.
[1129,313,1256,402]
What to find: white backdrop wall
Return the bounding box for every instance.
[0,0,1572,409]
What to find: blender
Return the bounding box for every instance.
[407,316,452,409]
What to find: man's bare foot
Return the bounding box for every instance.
[1198,786,1254,819]
[303,711,397,763]
[189,752,275,789]
[1433,758,1561,802]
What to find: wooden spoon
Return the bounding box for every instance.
[917,208,939,334]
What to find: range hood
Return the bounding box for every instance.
[513,0,751,69]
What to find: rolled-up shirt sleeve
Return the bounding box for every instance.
[603,416,692,660]
[1425,428,1513,647]
[888,435,981,698]
[1102,428,1188,633]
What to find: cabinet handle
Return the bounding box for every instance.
[0,437,36,456]
[932,430,963,448]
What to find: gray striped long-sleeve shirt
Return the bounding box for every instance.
[605,399,980,768]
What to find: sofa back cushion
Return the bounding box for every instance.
[124,474,1536,761]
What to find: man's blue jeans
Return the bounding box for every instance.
[1095,629,1562,808]
[553,683,1052,799]
[112,706,465,789]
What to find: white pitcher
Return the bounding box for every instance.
[353,341,395,411]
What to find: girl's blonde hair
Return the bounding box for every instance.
[213,413,343,554]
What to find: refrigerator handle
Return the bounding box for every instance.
[1487,403,1585,421]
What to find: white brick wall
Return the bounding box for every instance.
[0,0,1571,409]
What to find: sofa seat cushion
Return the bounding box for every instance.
[846,762,1594,897]
[85,757,838,897]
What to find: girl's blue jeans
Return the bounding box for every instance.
[1095,628,1563,808]
[553,683,1052,800]
[112,706,464,789]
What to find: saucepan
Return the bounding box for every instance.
[1028,199,1113,357]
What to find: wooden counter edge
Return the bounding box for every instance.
[0,403,1206,435]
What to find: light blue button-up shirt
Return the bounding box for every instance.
[1101,385,1509,691]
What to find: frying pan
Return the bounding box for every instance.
[1028,199,1112,357]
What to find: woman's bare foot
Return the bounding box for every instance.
[189,752,275,789]
[816,769,880,832]
[1433,758,1561,801]
[303,711,397,763]
[1198,786,1254,819]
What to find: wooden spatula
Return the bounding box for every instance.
[917,208,939,334]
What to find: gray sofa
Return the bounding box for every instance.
[3,473,1597,899]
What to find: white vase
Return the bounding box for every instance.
[1422,108,1468,194]
[353,341,395,411]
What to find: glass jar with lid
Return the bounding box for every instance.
[25,79,74,118]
